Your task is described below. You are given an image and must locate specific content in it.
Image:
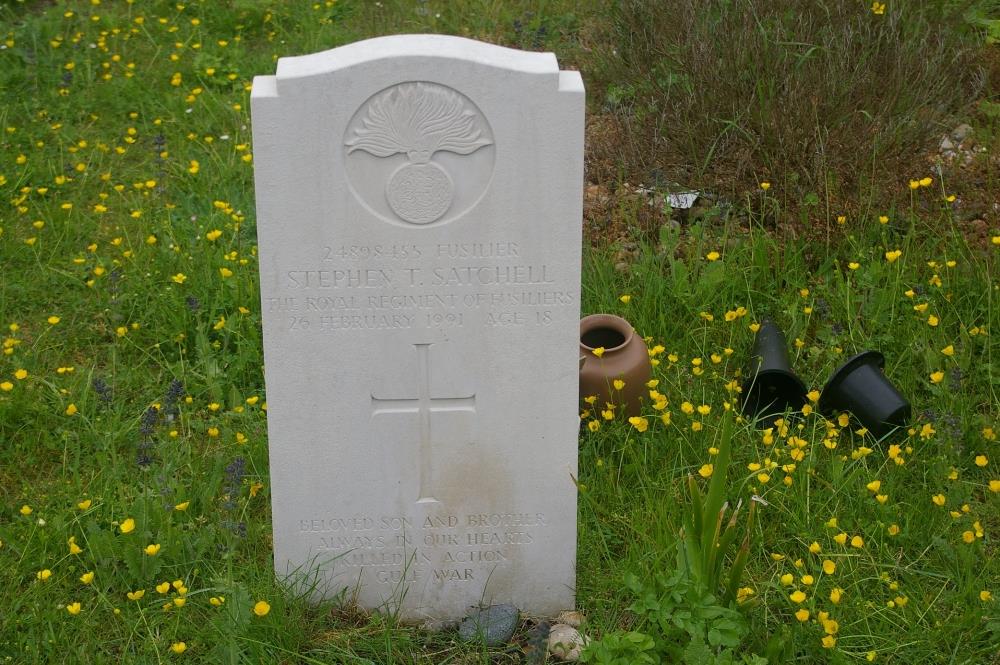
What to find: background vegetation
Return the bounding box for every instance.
[0,0,997,662]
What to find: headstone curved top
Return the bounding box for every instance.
[251,34,584,622]
[275,34,560,80]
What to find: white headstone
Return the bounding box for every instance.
[251,35,584,622]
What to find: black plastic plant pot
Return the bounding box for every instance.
[741,319,808,428]
[818,351,911,440]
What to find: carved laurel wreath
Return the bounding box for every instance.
[345,82,493,164]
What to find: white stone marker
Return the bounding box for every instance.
[251,35,583,622]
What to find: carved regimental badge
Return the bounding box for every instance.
[344,82,495,226]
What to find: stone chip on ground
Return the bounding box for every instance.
[457,604,519,646]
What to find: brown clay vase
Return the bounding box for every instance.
[579,314,652,418]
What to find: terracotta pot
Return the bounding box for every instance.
[579,314,652,417]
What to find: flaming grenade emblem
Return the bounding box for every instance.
[345,82,494,225]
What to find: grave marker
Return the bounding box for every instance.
[251,35,584,621]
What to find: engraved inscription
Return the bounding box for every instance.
[301,512,547,588]
[269,241,576,334]
[344,83,495,227]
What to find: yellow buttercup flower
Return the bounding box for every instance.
[706,251,720,261]
[175,501,190,511]
[591,347,605,358]
[789,590,806,603]
[170,642,187,654]
[171,273,187,284]
[698,464,713,478]
[120,518,136,534]
[37,569,52,581]
[628,416,648,433]
[941,345,954,356]
[932,494,946,506]
[19,505,32,516]
[127,589,145,601]
[144,543,161,556]
[822,560,836,575]
[157,582,171,594]
[253,600,271,617]
[795,608,809,622]
[80,571,94,584]
[885,249,902,263]
[975,455,988,467]
[66,602,81,615]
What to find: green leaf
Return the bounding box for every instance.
[688,474,705,540]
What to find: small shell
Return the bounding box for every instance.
[547,623,588,661]
[556,610,586,628]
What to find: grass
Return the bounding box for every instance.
[0,0,998,663]
[587,0,998,223]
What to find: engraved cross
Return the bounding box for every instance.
[370,343,476,504]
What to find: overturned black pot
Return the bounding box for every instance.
[818,351,910,440]
[741,319,808,428]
